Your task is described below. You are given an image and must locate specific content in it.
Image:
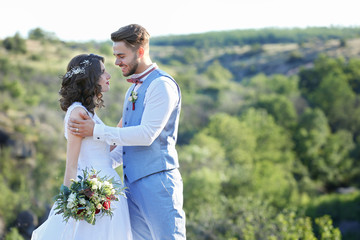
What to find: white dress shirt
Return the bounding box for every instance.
[93,63,179,147]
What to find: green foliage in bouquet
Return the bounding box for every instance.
[53,168,126,225]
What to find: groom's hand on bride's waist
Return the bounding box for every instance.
[68,112,94,137]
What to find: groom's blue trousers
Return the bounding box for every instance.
[125,168,186,240]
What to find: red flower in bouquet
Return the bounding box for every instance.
[103,201,111,210]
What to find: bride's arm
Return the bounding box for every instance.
[63,108,85,187]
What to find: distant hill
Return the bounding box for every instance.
[150,27,360,81]
[151,26,360,47]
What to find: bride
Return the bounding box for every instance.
[31,54,132,240]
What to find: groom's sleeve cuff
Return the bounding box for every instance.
[93,124,105,141]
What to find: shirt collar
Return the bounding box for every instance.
[131,63,158,83]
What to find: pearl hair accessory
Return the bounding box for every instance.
[64,60,92,78]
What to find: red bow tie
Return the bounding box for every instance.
[127,67,157,84]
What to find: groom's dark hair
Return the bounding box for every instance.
[111,24,150,51]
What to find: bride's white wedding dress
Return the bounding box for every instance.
[31,102,132,240]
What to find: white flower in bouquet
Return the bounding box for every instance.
[90,178,98,189]
[68,192,76,202]
[67,202,75,209]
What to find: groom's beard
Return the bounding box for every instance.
[123,55,139,77]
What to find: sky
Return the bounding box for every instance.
[1,0,359,42]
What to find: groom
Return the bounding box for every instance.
[68,24,186,239]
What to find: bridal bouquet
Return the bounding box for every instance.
[54,168,126,225]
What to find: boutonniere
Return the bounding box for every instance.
[128,91,138,110]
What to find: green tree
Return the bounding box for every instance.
[28,27,57,41]
[204,113,256,157]
[298,55,359,133]
[99,42,113,55]
[339,38,347,47]
[2,33,27,53]
[200,110,298,207]
[182,47,201,64]
[197,113,257,197]
[346,58,360,93]
[0,57,11,75]
[319,130,355,188]
[315,215,341,240]
[240,108,294,166]
[287,50,304,63]
[240,109,298,206]
[295,108,357,189]
[204,60,233,87]
[1,79,26,98]
[4,228,24,240]
[246,74,299,97]
[184,168,223,215]
[0,149,31,225]
[309,73,355,130]
[299,54,345,95]
[294,108,330,171]
[179,132,227,175]
[254,94,297,129]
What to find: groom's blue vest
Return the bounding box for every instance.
[122,69,181,183]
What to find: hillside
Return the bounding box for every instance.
[1,27,360,239]
[152,37,360,81]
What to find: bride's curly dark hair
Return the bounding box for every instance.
[59,54,105,114]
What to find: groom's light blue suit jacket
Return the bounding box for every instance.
[122,69,181,183]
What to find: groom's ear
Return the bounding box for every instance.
[137,47,144,58]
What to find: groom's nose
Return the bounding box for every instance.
[115,58,122,66]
